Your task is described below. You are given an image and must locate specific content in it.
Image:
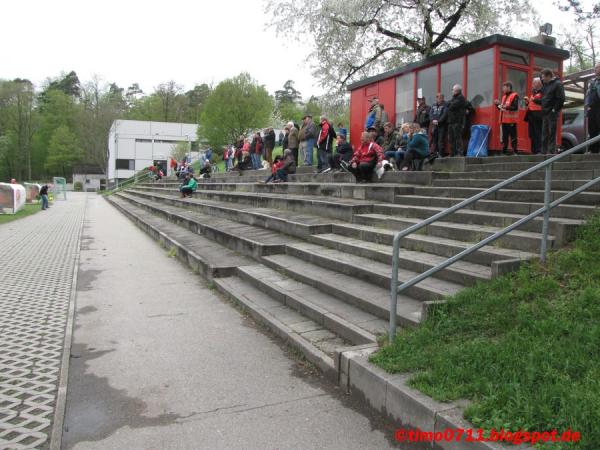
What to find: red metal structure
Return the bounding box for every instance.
[348,34,569,153]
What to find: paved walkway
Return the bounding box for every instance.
[62,195,397,449]
[0,193,87,449]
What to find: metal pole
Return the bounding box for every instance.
[389,234,401,343]
[540,164,552,263]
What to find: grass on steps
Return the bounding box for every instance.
[370,212,600,450]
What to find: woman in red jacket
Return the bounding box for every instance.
[346,131,383,183]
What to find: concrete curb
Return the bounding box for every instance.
[340,353,533,450]
[49,193,88,450]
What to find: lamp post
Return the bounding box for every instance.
[115,132,119,189]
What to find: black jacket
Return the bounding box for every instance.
[540,77,565,115]
[40,185,48,196]
[414,104,431,129]
[336,142,354,162]
[441,93,467,125]
[264,130,276,150]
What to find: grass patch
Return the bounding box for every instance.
[0,203,43,225]
[370,213,600,449]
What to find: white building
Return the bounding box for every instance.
[107,120,198,182]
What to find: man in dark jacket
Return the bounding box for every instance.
[40,184,49,210]
[540,68,565,154]
[299,115,317,166]
[263,128,276,164]
[414,97,431,130]
[440,85,467,157]
[327,133,353,171]
[585,62,600,153]
[430,93,447,157]
[317,115,337,172]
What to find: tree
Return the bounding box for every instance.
[78,77,128,174]
[266,0,534,90]
[45,125,82,178]
[170,141,190,162]
[0,79,36,180]
[155,81,184,122]
[199,73,273,150]
[184,84,211,124]
[557,0,599,71]
[275,80,302,105]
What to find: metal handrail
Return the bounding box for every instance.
[105,171,154,195]
[389,133,600,342]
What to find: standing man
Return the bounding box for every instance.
[494,81,519,155]
[365,97,383,133]
[414,97,431,131]
[40,184,49,210]
[317,115,336,172]
[263,127,276,164]
[540,68,565,154]
[286,121,300,165]
[300,115,317,166]
[585,62,600,153]
[430,93,447,158]
[524,77,543,154]
[441,85,467,157]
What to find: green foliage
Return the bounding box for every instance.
[199,73,273,148]
[370,213,600,450]
[171,141,190,162]
[73,181,83,191]
[45,125,82,177]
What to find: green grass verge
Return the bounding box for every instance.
[0,203,43,224]
[370,213,600,449]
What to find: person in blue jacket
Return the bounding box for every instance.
[400,123,429,171]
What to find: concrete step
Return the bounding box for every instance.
[305,234,492,286]
[283,243,463,302]
[411,186,600,206]
[465,160,600,172]
[126,189,337,238]
[130,186,374,221]
[214,275,347,373]
[141,180,415,203]
[432,178,600,192]
[236,264,387,342]
[106,196,253,278]
[434,169,598,181]
[394,195,595,221]
[375,202,582,245]
[115,192,296,259]
[465,153,600,164]
[260,253,423,326]
[351,213,554,252]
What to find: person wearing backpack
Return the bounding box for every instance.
[585,63,600,153]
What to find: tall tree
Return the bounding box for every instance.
[45,125,82,178]
[266,0,533,90]
[184,83,211,124]
[155,81,184,122]
[557,0,599,70]
[199,73,273,150]
[275,80,302,105]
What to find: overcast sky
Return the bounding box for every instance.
[0,0,593,98]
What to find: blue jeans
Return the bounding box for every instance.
[317,148,330,171]
[304,138,315,166]
[384,150,406,168]
[41,194,49,210]
[251,153,261,170]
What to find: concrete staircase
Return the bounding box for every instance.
[106,154,600,381]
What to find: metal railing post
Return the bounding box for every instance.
[389,234,401,343]
[540,163,552,263]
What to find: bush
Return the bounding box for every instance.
[74,181,83,191]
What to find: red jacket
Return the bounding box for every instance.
[350,141,383,165]
[272,160,283,174]
[318,120,329,144]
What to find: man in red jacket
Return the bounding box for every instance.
[346,131,383,183]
